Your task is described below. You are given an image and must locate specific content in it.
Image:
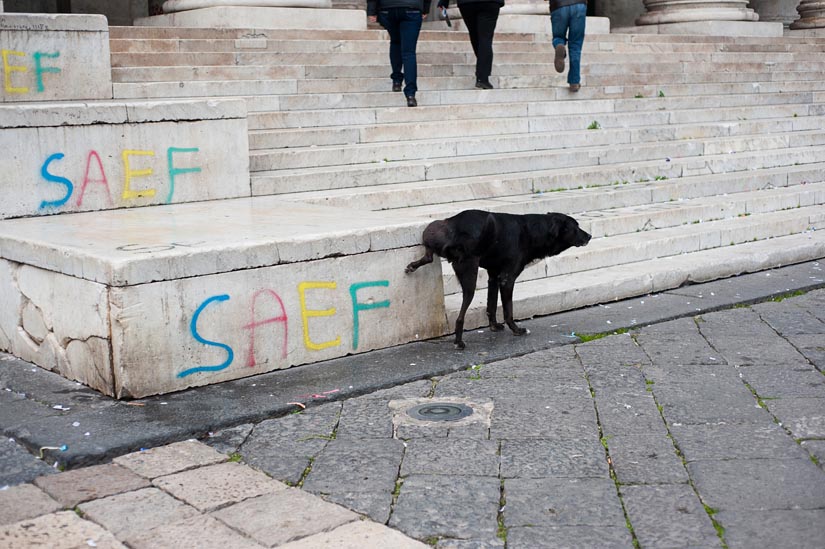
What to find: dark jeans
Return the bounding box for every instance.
[551,2,586,84]
[378,7,423,97]
[458,2,500,83]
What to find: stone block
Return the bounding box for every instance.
[135,6,367,30]
[0,14,112,103]
[113,440,227,479]
[34,463,150,507]
[0,483,61,526]
[0,511,125,549]
[127,514,263,549]
[0,101,249,219]
[153,462,286,512]
[277,520,429,549]
[211,489,358,547]
[78,487,200,544]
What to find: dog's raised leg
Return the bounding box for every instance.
[486,274,504,331]
[452,258,479,350]
[500,278,527,336]
[405,248,434,274]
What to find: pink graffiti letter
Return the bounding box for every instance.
[243,289,288,367]
[76,151,113,207]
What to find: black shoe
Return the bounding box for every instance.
[475,79,493,90]
[392,82,402,92]
[554,44,566,73]
[406,96,417,107]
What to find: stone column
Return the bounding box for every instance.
[636,0,758,25]
[790,0,825,28]
[748,0,799,25]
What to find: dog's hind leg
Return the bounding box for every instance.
[405,248,434,274]
[452,258,479,350]
[486,273,505,331]
[500,277,527,336]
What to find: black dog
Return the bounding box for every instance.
[405,210,591,349]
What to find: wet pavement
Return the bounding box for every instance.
[2,261,825,547]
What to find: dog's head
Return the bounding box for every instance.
[552,213,591,248]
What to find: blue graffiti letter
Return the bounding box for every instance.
[166,147,201,203]
[39,153,73,209]
[349,281,390,350]
[33,51,60,92]
[178,294,235,378]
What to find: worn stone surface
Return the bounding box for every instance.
[500,438,609,479]
[688,459,825,511]
[401,439,499,477]
[669,423,807,462]
[595,392,668,436]
[277,520,429,549]
[127,513,264,549]
[0,483,60,526]
[78,487,200,543]
[153,462,285,512]
[0,510,125,549]
[738,364,825,398]
[34,463,149,507]
[113,440,227,479]
[0,437,55,488]
[211,489,358,547]
[716,510,825,549]
[507,526,634,548]
[607,434,688,485]
[390,475,501,541]
[204,423,254,455]
[505,478,626,527]
[622,484,720,548]
[765,398,825,439]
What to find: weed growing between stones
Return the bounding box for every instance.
[587,120,601,130]
[228,452,243,462]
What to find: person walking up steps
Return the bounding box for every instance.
[368,0,430,107]
[438,0,503,89]
[550,0,586,92]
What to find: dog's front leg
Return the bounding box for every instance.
[486,275,504,331]
[453,258,479,349]
[500,278,527,336]
[405,248,434,274]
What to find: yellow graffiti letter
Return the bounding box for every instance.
[122,150,156,199]
[298,281,341,351]
[2,50,28,94]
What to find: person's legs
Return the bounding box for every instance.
[459,3,480,58]
[379,9,404,87]
[473,3,499,84]
[550,4,570,73]
[398,9,422,98]
[566,2,586,86]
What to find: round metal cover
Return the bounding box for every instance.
[407,403,473,422]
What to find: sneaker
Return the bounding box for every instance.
[554,44,566,73]
[392,82,402,92]
[475,79,493,90]
[406,96,417,107]
[569,83,581,92]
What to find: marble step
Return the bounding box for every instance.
[248,107,825,150]
[251,142,825,197]
[248,124,825,172]
[436,184,825,294]
[275,161,825,218]
[442,224,825,333]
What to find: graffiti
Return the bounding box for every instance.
[2,49,61,94]
[38,147,201,210]
[179,280,391,378]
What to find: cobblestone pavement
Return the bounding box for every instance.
[2,266,825,547]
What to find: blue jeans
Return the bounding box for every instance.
[551,3,586,85]
[378,8,422,98]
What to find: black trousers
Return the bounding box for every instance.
[458,2,500,82]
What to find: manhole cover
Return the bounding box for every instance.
[407,403,473,422]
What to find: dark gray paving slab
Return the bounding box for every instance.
[500,439,609,479]
[765,397,825,439]
[787,334,825,371]
[203,423,254,455]
[316,489,394,524]
[621,484,720,548]
[696,307,779,338]
[652,380,772,426]
[641,362,739,386]
[490,399,599,440]
[607,434,688,485]
[634,329,724,365]
[506,526,634,549]
[738,364,825,398]
[688,458,825,511]
[336,397,394,439]
[389,475,500,542]
[575,334,651,369]
[434,376,590,402]
[585,362,648,397]
[669,423,808,462]
[753,300,825,336]
[700,334,810,366]
[716,510,825,549]
[302,438,404,493]
[794,286,825,323]
[595,393,668,436]
[0,437,56,488]
[400,439,499,477]
[801,440,825,470]
[436,538,504,549]
[238,404,340,485]
[504,478,625,527]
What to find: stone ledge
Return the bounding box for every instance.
[616,21,784,37]
[135,6,367,30]
[0,13,108,33]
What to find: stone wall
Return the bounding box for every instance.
[4,0,149,25]
[594,0,645,28]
